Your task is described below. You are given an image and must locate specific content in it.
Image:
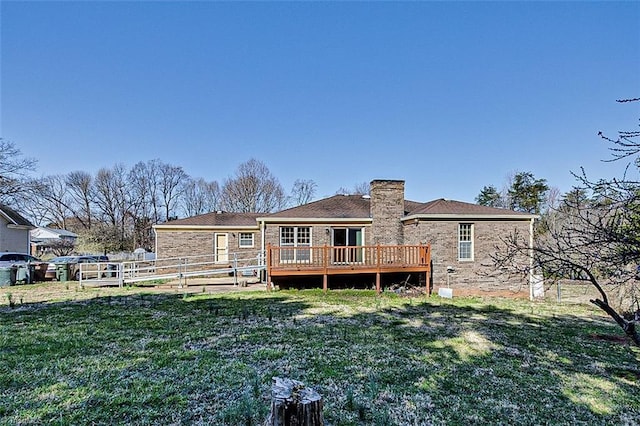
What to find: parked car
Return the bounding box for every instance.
[0,252,49,282]
[45,255,114,281]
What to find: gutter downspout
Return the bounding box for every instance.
[153,228,158,258]
[260,220,266,265]
[260,220,267,284]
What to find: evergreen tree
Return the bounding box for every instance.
[508,172,549,214]
[475,185,502,207]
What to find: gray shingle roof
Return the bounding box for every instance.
[156,197,533,227]
[157,212,261,227]
[406,199,535,217]
[266,195,371,219]
[0,204,34,227]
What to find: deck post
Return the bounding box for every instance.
[323,245,328,292]
[266,244,272,291]
[375,245,382,293]
[425,270,430,296]
[424,244,431,296]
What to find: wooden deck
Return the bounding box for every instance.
[266,244,431,293]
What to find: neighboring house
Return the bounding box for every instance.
[154,180,537,296]
[0,204,35,253]
[30,227,78,256]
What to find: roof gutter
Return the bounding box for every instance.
[257,217,373,224]
[153,224,260,231]
[403,213,539,222]
[7,224,35,230]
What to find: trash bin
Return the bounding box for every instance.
[33,263,47,282]
[15,264,34,284]
[56,263,70,282]
[0,266,17,287]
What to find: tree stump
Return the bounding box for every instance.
[265,377,324,426]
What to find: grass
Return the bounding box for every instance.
[1,283,639,425]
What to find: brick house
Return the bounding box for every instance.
[154,212,262,262]
[154,180,536,295]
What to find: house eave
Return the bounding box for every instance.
[153,224,260,231]
[257,217,373,224]
[403,213,539,222]
[7,224,35,230]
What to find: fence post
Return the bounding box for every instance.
[233,253,238,287]
[118,263,124,288]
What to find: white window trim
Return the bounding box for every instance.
[280,226,312,263]
[458,223,474,262]
[239,232,255,248]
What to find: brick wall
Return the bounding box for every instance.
[404,219,532,295]
[156,229,260,260]
[370,179,404,245]
[263,224,372,247]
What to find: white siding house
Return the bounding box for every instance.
[0,205,34,253]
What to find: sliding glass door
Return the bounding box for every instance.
[332,228,363,263]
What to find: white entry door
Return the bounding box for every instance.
[215,233,229,263]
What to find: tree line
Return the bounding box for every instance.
[0,149,317,253]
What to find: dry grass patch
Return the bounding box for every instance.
[0,286,639,425]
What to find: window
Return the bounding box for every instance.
[239,232,254,248]
[280,226,312,262]
[458,223,473,261]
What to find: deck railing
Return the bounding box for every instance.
[266,244,431,275]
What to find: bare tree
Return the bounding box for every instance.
[158,162,187,221]
[289,179,317,206]
[34,175,74,228]
[494,99,640,346]
[127,162,152,249]
[221,159,286,213]
[66,171,94,229]
[543,186,562,212]
[181,177,220,217]
[15,193,51,227]
[335,182,369,196]
[50,239,75,256]
[0,139,36,202]
[93,164,132,250]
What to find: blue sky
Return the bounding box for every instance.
[2,1,639,204]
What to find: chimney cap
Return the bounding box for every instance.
[370,179,405,184]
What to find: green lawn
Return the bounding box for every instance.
[1,284,639,425]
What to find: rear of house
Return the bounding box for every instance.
[155,211,262,264]
[260,180,535,294]
[153,180,536,296]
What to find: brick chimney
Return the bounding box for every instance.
[370,179,405,245]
